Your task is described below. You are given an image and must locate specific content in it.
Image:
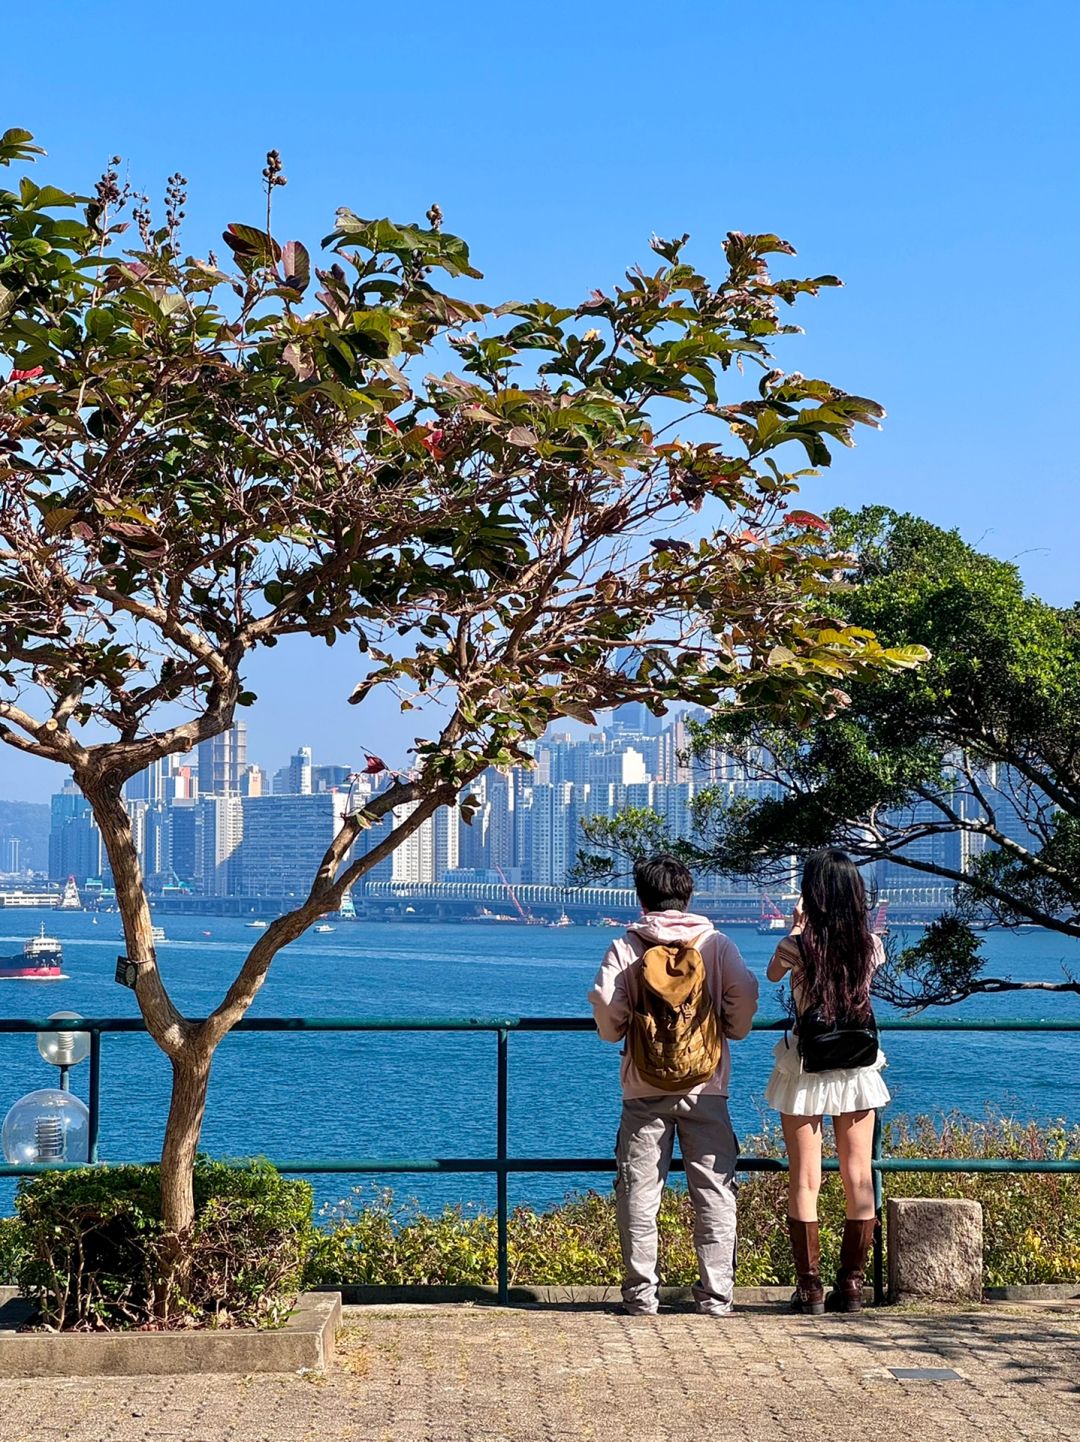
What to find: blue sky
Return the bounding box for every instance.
[2,1,1078,801]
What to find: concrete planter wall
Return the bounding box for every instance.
[0,1288,340,1378]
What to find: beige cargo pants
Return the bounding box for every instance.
[615,1091,739,1315]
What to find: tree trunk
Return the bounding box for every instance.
[156,1045,213,1316]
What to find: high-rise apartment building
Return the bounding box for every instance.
[528,781,579,884]
[48,782,105,884]
[312,764,352,793]
[274,746,313,796]
[656,718,692,784]
[237,792,347,897]
[195,796,244,896]
[166,799,198,885]
[198,722,248,797]
[239,764,266,797]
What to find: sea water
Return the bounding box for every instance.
[0,911,1076,1215]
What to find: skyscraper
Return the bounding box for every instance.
[195,796,245,896]
[197,722,248,797]
[48,782,105,884]
[237,792,347,897]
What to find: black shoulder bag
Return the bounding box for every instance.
[794,935,879,1074]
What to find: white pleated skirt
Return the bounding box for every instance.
[764,1035,891,1117]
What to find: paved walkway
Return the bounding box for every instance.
[0,1302,1076,1441]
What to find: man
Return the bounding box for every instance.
[589,854,758,1316]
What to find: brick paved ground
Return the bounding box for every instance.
[0,1302,1076,1442]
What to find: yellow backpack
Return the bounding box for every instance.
[626,937,723,1092]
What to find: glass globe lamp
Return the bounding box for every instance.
[36,1012,90,1068]
[1,1089,90,1164]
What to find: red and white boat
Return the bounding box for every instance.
[756,897,788,935]
[0,923,66,980]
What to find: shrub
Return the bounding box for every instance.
[306,1115,1079,1290]
[883,1115,1080,1285]
[14,1158,312,1330]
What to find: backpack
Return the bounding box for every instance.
[792,935,879,1074]
[626,935,723,1092]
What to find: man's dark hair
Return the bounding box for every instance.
[634,854,694,913]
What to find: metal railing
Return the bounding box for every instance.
[1,1015,1078,1305]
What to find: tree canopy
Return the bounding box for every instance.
[0,124,922,1263]
[608,506,1080,1007]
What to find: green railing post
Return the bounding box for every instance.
[872,1109,884,1304]
[497,1028,509,1305]
[88,1029,102,1164]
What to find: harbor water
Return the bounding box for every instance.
[0,911,1077,1216]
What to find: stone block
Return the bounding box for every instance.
[887,1197,983,1302]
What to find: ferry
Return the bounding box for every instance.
[0,924,66,980]
[58,877,82,910]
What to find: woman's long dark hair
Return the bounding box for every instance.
[797,849,876,1022]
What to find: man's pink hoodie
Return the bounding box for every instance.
[588,911,759,1099]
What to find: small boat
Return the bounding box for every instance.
[548,911,573,928]
[151,925,167,944]
[315,924,334,934]
[0,924,66,980]
[756,898,788,935]
[246,919,268,929]
[201,929,212,937]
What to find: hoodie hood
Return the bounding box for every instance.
[627,910,715,946]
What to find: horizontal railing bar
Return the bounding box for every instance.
[3,1016,1080,1034]
[0,1156,1075,1179]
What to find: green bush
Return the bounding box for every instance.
[883,1115,1080,1285]
[14,1157,313,1330]
[306,1115,1080,1290]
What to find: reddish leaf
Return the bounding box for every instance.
[786,510,831,533]
[280,240,310,295]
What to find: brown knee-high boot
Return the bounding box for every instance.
[825,1218,876,1313]
[787,1218,824,1315]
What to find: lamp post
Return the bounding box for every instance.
[0,1014,94,1166]
[1,1089,90,1164]
[36,1012,90,1093]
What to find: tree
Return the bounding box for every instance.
[635,506,1080,1007]
[0,125,921,1290]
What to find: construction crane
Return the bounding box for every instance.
[494,864,537,925]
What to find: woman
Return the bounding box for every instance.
[764,848,889,1314]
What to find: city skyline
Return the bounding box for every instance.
[31,705,982,910]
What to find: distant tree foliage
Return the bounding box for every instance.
[581,508,1080,1007]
